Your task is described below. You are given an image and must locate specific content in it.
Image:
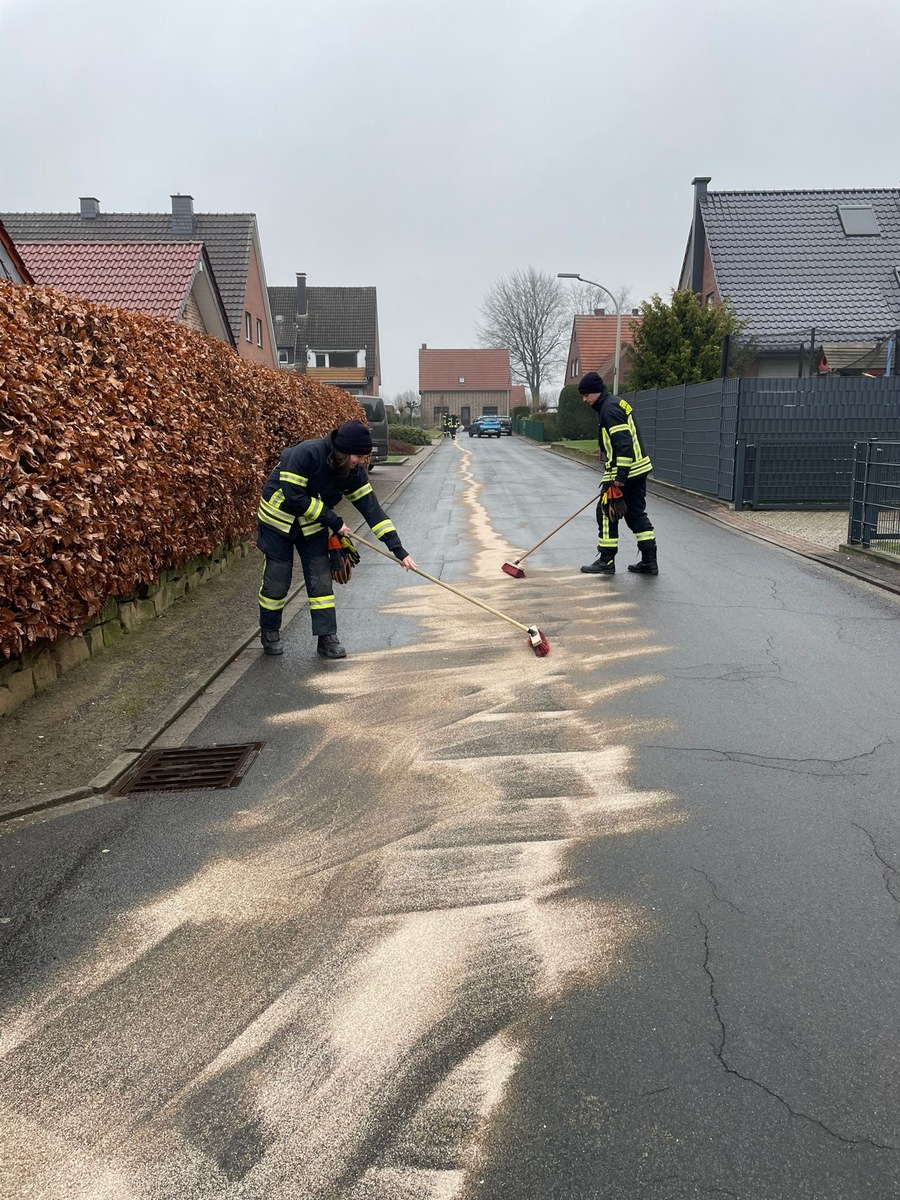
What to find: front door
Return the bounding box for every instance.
[460,405,471,426]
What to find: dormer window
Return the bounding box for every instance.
[838,204,880,236]
[308,349,366,369]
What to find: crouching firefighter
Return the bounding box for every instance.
[256,419,418,659]
[577,371,659,576]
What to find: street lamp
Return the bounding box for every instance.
[558,272,622,395]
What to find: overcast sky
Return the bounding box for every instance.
[3,0,900,395]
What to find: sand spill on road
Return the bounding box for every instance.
[0,440,677,1198]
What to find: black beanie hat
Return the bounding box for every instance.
[333,419,373,454]
[577,371,605,394]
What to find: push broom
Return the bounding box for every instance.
[501,494,598,578]
[353,534,550,657]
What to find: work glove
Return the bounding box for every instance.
[600,482,628,521]
[328,534,357,584]
[339,534,360,566]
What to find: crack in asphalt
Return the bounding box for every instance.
[852,822,900,919]
[698,914,899,1153]
[690,867,744,914]
[645,741,889,778]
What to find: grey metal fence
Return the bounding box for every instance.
[847,441,900,551]
[628,375,900,508]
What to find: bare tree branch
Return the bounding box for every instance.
[475,267,570,407]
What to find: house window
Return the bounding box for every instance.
[458,376,465,384]
[571,359,578,377]
[278,349,289,365]
[705,292,715,307]
[245,312,252,342]
[483,405,498,415]
[256,318,263,347]
[308,349,363,369]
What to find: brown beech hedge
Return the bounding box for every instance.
[0,283,362,659]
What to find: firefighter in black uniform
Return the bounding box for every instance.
[577,371,659,575]
[257,419,417,659]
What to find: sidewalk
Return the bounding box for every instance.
[0,444,438,821]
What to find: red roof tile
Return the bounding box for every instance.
[419,347,511,391]
[573,313,640,369]
[17,241,204,318]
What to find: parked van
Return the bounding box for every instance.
[354,396,390,468]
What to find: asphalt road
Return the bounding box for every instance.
[1,435,899,1199]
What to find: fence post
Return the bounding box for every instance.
[862,439,879,548]
[848,441,865,543]
[734,438,746,510]
[751,443,762,508]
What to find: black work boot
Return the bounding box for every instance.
[317,633,347,659]
[628,544,659,575]
[580,555,616,575]
[260,628,283,656]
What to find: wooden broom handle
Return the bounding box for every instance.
[515,494,599,564]
[353,534,530,633]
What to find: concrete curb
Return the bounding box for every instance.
[0,442,440,824]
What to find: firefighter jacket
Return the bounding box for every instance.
[591,389,652,484]
[257,433,408,558]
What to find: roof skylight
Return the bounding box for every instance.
[838,205,881,236]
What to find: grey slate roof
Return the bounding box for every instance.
[698,189,900,350]
[267,284,379,375]
[0,210,255,346]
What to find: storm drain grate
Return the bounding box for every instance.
[114,742,265,795]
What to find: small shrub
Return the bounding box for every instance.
[388,425,432,446]
[388,439,417,455]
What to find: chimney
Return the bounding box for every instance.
[689,176,711,294]
[593,308,606,317]
[421,343,427,350]
[296,272,307,318]
[79,197,100,219]
[632,308,640,317]
[170,194,195,237]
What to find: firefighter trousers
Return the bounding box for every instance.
[257,524,337,637]
[595,475,656,559]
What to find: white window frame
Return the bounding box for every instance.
[245,312,252,342]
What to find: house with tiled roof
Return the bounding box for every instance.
[418,347,512,427]
[268,273,380,395]
[680,176,900,377]
[562,310,642,393]
[0,219,32,283]
[18,241,233,344]
[2,195,276,366]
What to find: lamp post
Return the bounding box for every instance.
[558,272,622,395]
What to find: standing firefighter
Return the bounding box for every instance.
[577,371,659,575]
[256,419,417,659]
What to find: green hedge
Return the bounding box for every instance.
[387,425,433,445]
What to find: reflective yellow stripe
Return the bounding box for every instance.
[258,592,287,611]
[259,496,290,518]
[372,519,395,538]
[346,483,373,501]
[618,400,633,415]
[300,522,324,536]
[617,456,634,465]
[636,531,655,542]
[280,471,308,486]
[257,499,293,532]
[609,423,630,434]
[302,497,324,521]
[308,595,335,610]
